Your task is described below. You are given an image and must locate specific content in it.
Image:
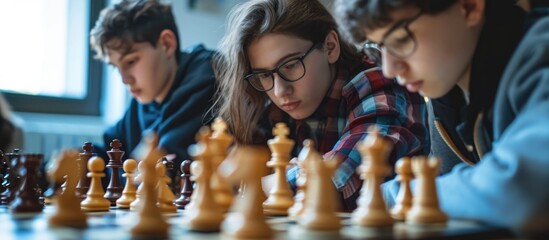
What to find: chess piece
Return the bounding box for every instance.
[351,127,394,227]
[219,145,273,239]
[186,127,223,231]
[406,156,448,224]
[263,122,295,216]
[156,161,177,213]
[81,157,110,211]
[297,141,341,231]
[48,150,87,228]
[390,157,413,221]
[209,117,234,212]
[76,142,94,200]
[104,139,124,205]
[129,161,145,211]
[116,159,137,209]
[4,149,22,205]
[288,140,316,220]
[0,150,8,203]
[174,160,192,209]
[11,153,45,213]
[130,132,169,238]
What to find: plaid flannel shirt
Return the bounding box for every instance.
[257,60,428,211]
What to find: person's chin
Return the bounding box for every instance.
[135,96,154,104]
[287,109,313,120]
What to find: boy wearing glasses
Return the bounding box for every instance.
[213,0,429,211]
[336,0,549,231]
[90,0,216,169]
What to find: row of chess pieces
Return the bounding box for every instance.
[0,117,449,238]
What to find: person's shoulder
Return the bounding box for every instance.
[181,43,215,62]
[343,63,396,98]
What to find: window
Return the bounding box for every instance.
[0,0,106,115]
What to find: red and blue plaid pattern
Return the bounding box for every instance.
[258,61,428,211]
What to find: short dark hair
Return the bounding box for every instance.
[90,0,180,62]
[334,0,518,45]
[334,0,459,44]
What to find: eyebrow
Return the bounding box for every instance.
[250,51,303,72]
[107,47,139,66]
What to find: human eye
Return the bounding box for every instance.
[254,72,272,81]
[388,28,411,44]
[126,58,138,67]
[282,59,300,70]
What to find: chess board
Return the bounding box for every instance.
[0,206,511,240]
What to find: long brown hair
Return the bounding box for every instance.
[212,0,360,144]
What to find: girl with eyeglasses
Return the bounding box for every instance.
[336,0,549,232]
[212,0,428,211]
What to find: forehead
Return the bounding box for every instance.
[105,41,150,64]
[247,33,311,68]
[365,7,421,43]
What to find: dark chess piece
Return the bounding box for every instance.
[0,150,7,203]
[174,160,192,209]
[104,139,124,206]
[76,142,95,200]
[10,153,45,213]
[160,156,176,193]
[4,149,22,205]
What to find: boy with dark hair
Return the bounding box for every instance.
[90,0,216,168]
[335,0,549,232]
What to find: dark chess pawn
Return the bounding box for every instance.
[11,154,45,213]
[174,160,192,209]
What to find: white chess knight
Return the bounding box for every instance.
[219,144,273,239]
[47,149,88,228]
[297,140,341,231]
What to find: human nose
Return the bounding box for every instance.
[381,49,407,79]
[119,69,134,85]
[272,73,293,97]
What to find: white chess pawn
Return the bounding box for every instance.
[116,159,137,209]
[390,157,413,220]
[81,157,111,211]
[130,161,144,211]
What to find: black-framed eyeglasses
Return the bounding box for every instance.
[244,43,318,92]
[362,11,423,64]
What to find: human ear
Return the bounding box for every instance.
[459,0,485,27]
[157,29,178,58]
[323,30,341,64]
